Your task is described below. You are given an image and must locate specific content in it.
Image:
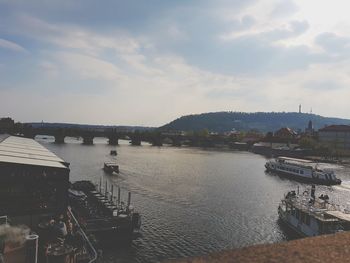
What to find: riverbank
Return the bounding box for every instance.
[171,231,350,263]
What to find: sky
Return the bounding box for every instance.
[1,0,350,126]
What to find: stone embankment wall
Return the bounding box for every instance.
[170,232,350,263]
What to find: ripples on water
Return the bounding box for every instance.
[36,136,350,262]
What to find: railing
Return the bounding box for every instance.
[0,215,8,225]
[67,207,98,263]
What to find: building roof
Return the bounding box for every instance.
[319,125,350,132]
[0,136,69,169]
[274,127,297,136]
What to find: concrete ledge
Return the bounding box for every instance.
[170,232,350,263]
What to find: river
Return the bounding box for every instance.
[36,136,350,263]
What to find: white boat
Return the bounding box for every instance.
[265,157,341,185]
[278,186,350,237]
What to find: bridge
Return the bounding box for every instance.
[20,125,234,147]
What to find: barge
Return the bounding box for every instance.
[278,185,350,237]
[265,157,341,185]
[69,180,141,244]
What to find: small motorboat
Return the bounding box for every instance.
[104,162,119,174]
[110,150,117,156]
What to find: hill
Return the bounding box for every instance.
[160,112,350,133]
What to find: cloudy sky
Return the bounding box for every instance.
[1,0,350,126]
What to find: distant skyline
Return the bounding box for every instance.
[1,0,350,126]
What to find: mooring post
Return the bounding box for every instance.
[105,181,108,196]
[99,177,102,193]
[118,187,121,205]
[127,192,131,207]
[111,184,114,202]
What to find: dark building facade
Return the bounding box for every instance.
[318,125,350,150]
[0,135,70,226]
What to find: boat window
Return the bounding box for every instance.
[300,212,305,223]
[300,170,304,174]
[306,214,310,225]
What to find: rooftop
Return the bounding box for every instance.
[0,135,69,169]
[319,125,350,132]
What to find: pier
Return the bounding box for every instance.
[69,180,141,243]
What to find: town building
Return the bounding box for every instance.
[318,125,350,150]
[0,135,70,227]
[274,127,297,139]
[0,117,15,133]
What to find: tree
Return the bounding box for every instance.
[299,137,317,149]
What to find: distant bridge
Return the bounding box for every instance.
[21,126,234,147]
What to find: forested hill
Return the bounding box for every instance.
[160,112,350,133]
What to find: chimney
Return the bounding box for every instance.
[25,234,39,263]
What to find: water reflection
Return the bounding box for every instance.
[36,136,350,262]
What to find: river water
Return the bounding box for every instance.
[36,136,350,263]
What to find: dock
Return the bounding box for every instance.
[69,180,141,244]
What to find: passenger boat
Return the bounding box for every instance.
[103,162,119,174]
[278,185,350,237]
[265,157,341,185]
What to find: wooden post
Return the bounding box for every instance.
[118,187,121,205]
[127,192,131,207]
[111,184,114,202]
[105,180,108,196]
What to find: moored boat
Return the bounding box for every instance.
[68,180,141,245]
[278,185,350,237]
[265,157,341,185]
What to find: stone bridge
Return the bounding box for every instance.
[21,126,232,147]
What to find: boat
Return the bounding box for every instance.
[265,157,341,185]
[68,180,141,244]
[278,185,350,237]
[110,150,117,156]
[104,162,119,174]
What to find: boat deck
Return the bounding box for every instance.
[283,194,344,222]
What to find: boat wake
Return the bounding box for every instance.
[333,181,350,191]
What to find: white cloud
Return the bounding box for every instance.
[0,38,26,52]
[55,52,123,81]
[3,0,350,125]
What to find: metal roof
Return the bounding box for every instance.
[0,136,68,169]
[278,157,313,163]
[319,125,350,132]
